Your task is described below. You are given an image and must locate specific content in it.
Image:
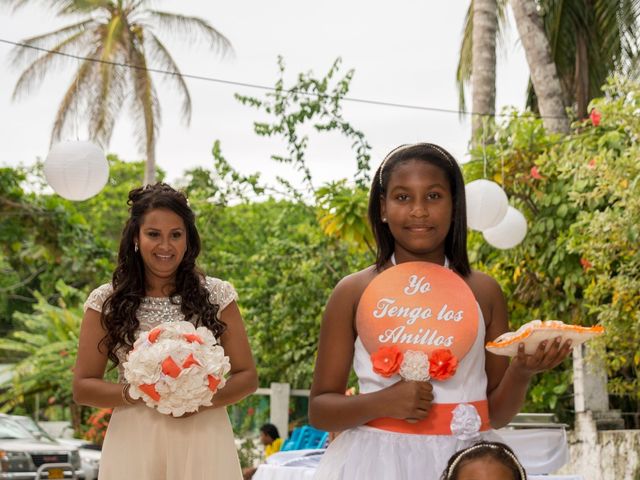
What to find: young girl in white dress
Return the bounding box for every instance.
[73,183,258,479]
[309,143,571,479]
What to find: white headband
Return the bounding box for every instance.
[378,143,455,188]
[446,443,526,480]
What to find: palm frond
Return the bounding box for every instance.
[88,50,128,147]
[87,13,128,144]
[11,29,91,100]
[1,0,107,14]
[51,47,101,144]
[9,19,94,67]
[145,10,233,57]
[145,31,192,123]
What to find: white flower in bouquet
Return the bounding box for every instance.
[399,350,431,382]
[123,321,230,417]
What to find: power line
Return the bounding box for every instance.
[0,37,568,120]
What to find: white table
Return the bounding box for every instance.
[252,431,584,480]
[254,465,584,480]
[253,464,315,480]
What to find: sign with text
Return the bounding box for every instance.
[357,262,478,360]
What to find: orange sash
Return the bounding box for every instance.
[367,400,490,435]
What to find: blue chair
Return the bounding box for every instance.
[280,427,303,451]
[281,425,329,451]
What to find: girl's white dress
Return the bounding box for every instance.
[83,277,243,480]
[314,302,498,480]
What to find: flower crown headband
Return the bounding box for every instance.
[378,143,455,188]
[445,443,526,480]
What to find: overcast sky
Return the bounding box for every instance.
[0,1,530,191]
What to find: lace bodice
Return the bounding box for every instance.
[83,277,238,375]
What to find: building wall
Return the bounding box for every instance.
[557,412,640,480]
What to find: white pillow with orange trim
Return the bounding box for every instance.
[485,320,604,357]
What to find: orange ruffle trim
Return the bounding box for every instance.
[486,320,604,349]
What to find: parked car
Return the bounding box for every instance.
[6,416,99,480]
[0,415,84,479]
[4,416,99,480]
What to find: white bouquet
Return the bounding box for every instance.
[123,321,230,417]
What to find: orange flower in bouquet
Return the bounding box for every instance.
[370,346,404,377]
[428,348,458,381]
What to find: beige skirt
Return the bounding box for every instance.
[98,403,242,480]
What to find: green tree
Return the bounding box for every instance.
[0,165,112,337]
[6,0,232,184]
[0,282,93,431]
[236,56,371,192]
[465,76,640,419]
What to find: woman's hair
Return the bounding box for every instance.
[260,423,280,440]
[368,143,470,275]
[99,183,226,365]
[441,442,527,480]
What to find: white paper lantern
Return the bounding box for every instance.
[44,141,109,201]
[483,206,528,249]
[465,179,509,231]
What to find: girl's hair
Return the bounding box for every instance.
[441,442,527,480]
[260,423,280,440]
[368,143,470,275]
[99,183,226,365]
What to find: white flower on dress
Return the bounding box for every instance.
[399,350,431,382]
[450,403,482,440]
[123,321,230,417]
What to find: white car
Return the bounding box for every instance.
[6,416,100,480]
[54,440,99,480]
[0,415,85,479]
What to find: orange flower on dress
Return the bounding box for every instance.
[371,345,404,377]
[428,348,458,381]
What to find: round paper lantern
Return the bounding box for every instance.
[44,141,109,201]
[465,179,508,231]
[483,206,527,249]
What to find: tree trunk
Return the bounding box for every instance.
[472,0,498,143]
[575,28,590,119]
[510,0,570,133]
[143,141,156,186]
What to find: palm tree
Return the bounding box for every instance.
[511,0,569,133]
[7,0,232,184]
[457,0,503,142]
[457,0,640,124]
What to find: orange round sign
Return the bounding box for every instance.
[356,262,479,360]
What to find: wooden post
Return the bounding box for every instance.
[573,344,623,429]
[269,382,291,440]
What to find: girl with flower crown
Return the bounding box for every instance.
[73,183,258,479]
[309,144,571,479]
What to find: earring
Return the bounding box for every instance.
[134,243,139,252]
[382,217,387,223]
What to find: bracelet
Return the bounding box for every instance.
[121,383,135,405]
